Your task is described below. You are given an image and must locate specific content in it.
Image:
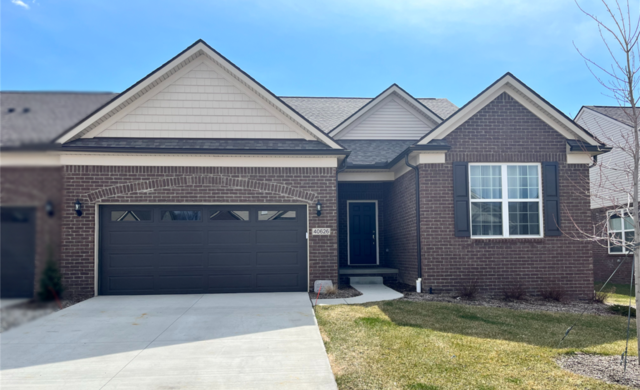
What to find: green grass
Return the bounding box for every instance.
[315,300,638,390]
[597,282,636,307]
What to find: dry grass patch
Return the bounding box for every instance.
[315,300,637,390]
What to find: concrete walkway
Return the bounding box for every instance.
[1,293,337,390]
[0,298,30,309]
[314,284,404,306]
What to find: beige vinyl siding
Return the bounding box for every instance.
[337,97,434,140]
[95,62,303,139]
[576,109,633,209]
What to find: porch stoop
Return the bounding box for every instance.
[338,267,398,285]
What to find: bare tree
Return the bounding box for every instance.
[572,0,640,363]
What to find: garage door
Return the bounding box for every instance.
[99,205,308,295]
[1,207,36,298]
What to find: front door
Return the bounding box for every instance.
[348,202,377,265]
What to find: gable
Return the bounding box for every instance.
[417,73,601,147]
[56,40,343,149]
[336,96,435,140]
[89,60,310,140]
[444,92,567,155]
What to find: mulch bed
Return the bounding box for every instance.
[1,299,78,333]
[558,353,640,388]
[309,285,363,300]
[385,282,615,316]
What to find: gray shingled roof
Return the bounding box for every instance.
[586,106,639,128]
[1,92,117,147]
[63,138,333,151]
[339,140,416,166]
[282,97,458,133]
[1,92,457,148]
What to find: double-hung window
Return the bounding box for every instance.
[469,164,543,238]
[608,211,634,254]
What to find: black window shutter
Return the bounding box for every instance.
[542,162,561,236]
[453,162,471,237]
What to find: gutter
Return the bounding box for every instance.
[54,146,351,156]
[404,153,423,293]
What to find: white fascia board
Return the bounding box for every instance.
[566,153,593,164]
[1,151,61,167]
[418,75,600,146]
[56,41,343,150]
[59,153,338,168]
[338,170,395,182]
[329,85,442,138]
[388,150,447,180]
[0,150,341,168]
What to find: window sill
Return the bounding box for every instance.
[470,237,546,244]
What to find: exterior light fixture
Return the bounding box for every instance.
[316,200,322,217]
[45,200,54,217]
[75,200,83,217]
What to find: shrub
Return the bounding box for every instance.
[322,285,338,295]
[456,278,479,299]
[593,285,615,303]
[38,246,64,301]
[609,304,636,317]
[502,283,527,300]
[539,284,566,302]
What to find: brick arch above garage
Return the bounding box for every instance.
[84,175,319,203]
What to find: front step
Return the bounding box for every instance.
[349,276,383,285]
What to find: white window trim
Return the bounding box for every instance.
[469,163,544,239]
[607,209,634,254]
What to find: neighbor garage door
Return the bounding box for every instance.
[99,205,308,295]
[1,207,36,298]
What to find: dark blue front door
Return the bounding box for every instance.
[348,202,377,265]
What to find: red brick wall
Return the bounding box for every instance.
[420,92,594,298]
[0,167,63,296]
[384,170,418,284]
[338,182,386,268]
[591,207,634,284]
[61,165,337,300]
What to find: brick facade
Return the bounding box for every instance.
[591,207,635,284]
[61,165,337,299]
[384,170,418,284]
[0,167,63,296]
[419,93,594,298]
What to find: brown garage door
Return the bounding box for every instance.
[99,205,308,295]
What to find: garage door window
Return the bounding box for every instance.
[111,210,152,222]
[258,210,296,221]
[161,210,202,221]
[209,210,249,221]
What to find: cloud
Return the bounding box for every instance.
[11,0,30,9]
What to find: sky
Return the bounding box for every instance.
[1,0,636,118]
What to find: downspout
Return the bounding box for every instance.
[336,156,349,286]
[405,152,423,293]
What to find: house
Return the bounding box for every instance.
[575,106,636,284]
[0,40,608,300]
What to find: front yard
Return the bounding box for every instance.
[315,300,638,390]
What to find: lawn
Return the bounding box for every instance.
[597,282,636,307]
[315,300,638,390]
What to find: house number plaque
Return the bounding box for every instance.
[312,228,331,235]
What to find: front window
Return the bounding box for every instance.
[608,211,634,254]
[470,164,542,238]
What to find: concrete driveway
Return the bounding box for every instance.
[1,293,337,390]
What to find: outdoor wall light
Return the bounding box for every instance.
[75,200,83,217]
[316,200,322,217]
[45,200,54,217]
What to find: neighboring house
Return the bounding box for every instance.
[575,106,636,284]
[0,40,608,300]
